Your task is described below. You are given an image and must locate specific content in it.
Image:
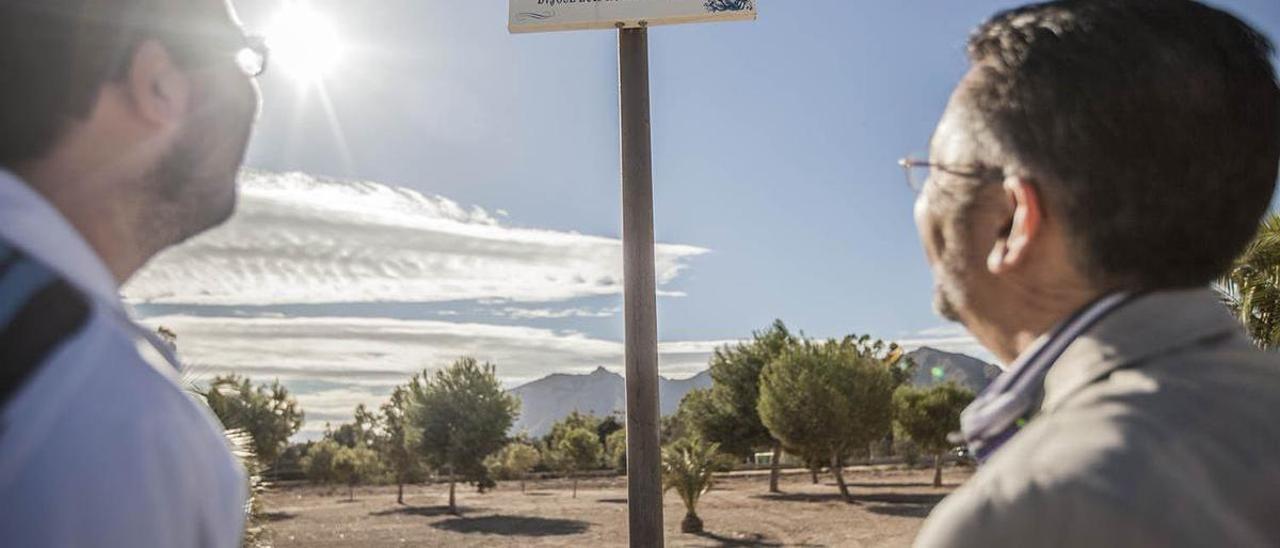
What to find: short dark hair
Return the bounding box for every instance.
[0,0,228,168]
[963,0,1280,289]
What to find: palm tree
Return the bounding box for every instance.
[662,437,721,534]
[224,428,270,547]
[162,328,270,547]
[1219,214,1280,349]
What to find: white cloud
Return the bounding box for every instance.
[288,386,390,437]
[495,306,621,319]
[912,324,970,338]
[147,314,618,383]
[659,340,738,354]
[655,340,737,380]
[124,170,707,305]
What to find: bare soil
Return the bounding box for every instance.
[260,465,973,547]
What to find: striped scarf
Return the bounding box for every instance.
[958,292,1136,464]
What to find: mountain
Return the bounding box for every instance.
[906,346,1002,394]
[509,348,998,437]
[509,367,712,437]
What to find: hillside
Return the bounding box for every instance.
[509,348,998,437]
[509,367,712,437]
[906,346,1001,393]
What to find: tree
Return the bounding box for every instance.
[164,331,270,546]
[596,413,624,446]
[605,428,628,472]
[488,442,541,493]
[544,410,602,448]
[474,467,497,494]
[301,438,342,484]
[697,320,797,493]
[840,334,914,389]
[333,445,383,501]
[893,383,975,487]
[661,406,693,445]
[662,437,722,534]
[379,385,425,504]
[556,426,602,498]
[758,338,895,500]
[273,442,312,481]
[223,427,270,547]
[408,357,520,514]
[674,388,725,442]
[806,456,823,484]
[1220,213,1280,349]
[839,334,916,459]
[329,404,380,449]
[201,374,304,464]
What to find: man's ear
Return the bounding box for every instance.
[123,39,190,128]
[987,177,1043,275]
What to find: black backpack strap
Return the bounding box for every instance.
[0,241,91,411]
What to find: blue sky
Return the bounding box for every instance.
[127,0,1280,436]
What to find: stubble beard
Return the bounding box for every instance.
[933,271,965,323]
[932,239,977,325]
[141,97,253,253]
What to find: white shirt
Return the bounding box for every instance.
[0,169,246,547]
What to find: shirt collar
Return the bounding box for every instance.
[0,168,123,311]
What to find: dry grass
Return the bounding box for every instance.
[261,465,973,547]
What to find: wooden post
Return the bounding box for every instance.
[619,24,664,548]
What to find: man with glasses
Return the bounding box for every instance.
[905,1,1280,546]
[0,1,266,546]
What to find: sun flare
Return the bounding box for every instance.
[265,3,344,82]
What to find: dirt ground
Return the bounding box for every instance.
[260,465,973,547]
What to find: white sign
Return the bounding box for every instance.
[509,0,756,34]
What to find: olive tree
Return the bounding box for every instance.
[544,410,601,448]
[334,445,383,501]
[328,404,380,449]
[301,438,342,484]
[604,428,627,472]
[488,442,541,493]
[556,426,602,498]
[408,357,520,514]
[379,385,425,504]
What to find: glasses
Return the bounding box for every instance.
[233,34,270,78]
[156,29,269,78]
[897,156,1004,193]
[104,18,270,79]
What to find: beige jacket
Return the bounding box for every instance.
[915,288,1280,548]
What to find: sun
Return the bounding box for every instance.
[265,2,344,82]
